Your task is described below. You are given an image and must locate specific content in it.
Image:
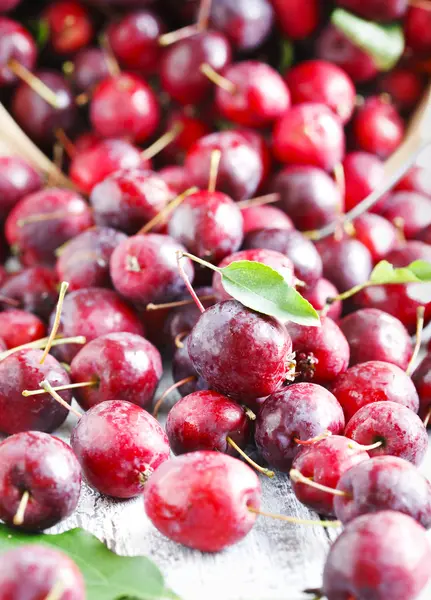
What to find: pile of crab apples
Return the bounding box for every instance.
[0,0,431,598]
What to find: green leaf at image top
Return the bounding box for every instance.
[370,260,431,285]
[0,525,179,600]
[331,8,404,71]
[221,261,320,326]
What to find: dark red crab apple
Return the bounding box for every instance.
[144,451,261,552]
[188,299,294,402]
[0,309,46,349]
[0,431,81,531]
[71,400,169,498]
[0,267,58,320]
[0,17,36,86]
[0,157,43,221]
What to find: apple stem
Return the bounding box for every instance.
[159,24,200,47]
[153,375,196,418]
[424,408,431,428]
[247,505,341,528]
[324,281,370,306]
[303,588,324,600]
[141,123,184,161]
[176,252,208,313]
[333,163,345,202]
[177,250,222,275]
[226,436,275,478]
[197,0,212,30]
[406,306,425,376]
[0,294,20,307]
[13,490,30,526]
[146,294,215,312]
[0,335,86,362]
[99,33,120,77]
[22,380,95,397]
[174,331,188,349]
[207,148,222,193]
[75,91,90,106]
[40,379,82,419]
[50,143,64,180]
[138,186,198,235]
[294,430,332,446]
[8,59,60,108]
[200,63,236,95]
[40,282,69,365]
[290,469,349,497]
[242,406,256,421]
[55,128,77,158]
[44,580,66,600]
[348,440,383,451]
[237,193,280,209]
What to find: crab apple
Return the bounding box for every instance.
[382,192,431,239]
[106,9,166,76]
[0,431,81,531]
[334,456,431,528]
[5,188,93,267]
[284,60,356,124]
[301,278,342,321]
[405,5,431,55]
[379,69,425,113]
[0,267,58,320]
[212,248,295,302]
[242,228,322,288]
[241,205,293,235]
[322,511,431,600]
[413,353,431,421]
[255,382,345,470]
[160,30,232,105]
[43,0,93,54]
[11,71,77,145]
[110,234,194,307]
[214,61,290,128]
[291,435,369,516]
[343,152,387,214]
[0,545,85,599]
[332,361,420,423]
[335,0,408,21]
[237,129,272,190]
[353,97,405,160]
[270,165,343,231]
[395,166,431,198]
[0,157,43,221]
[71,400,169,498]
[352,213,398,262]
[56,227,127,291]
[316,24,379,83]
[71,47,110,92]
[185,131,264,201]
[0,309,46,349]
[273,103,345,171]
[208,0,274,51]
[168,190,243,264]
[70,332,162,411]
[90,169,174,235]
[172,341,209,397]
[0,17,36,86]
[188,299,293,402]
[0,349,72,435]
[345,401,428,466]
[166,390,250,456]
[90,73,160,144]
[270,0,319,39]
[70,138,150,195]
[287,316,350,384]
[49,287,144,364]
[316,235,373,294]
[144,451,261,552]
[158,166,193,196]
[339,308,413,369]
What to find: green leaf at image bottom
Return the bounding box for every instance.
[0,525,179,600]
[221,261,320,326]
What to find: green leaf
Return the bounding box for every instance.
[26,19,50,49]
[370,260,431,285]
[0,525,178,600]
[331,8,404,71]
[279,39,294,73]
[221,260,320,326]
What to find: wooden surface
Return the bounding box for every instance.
[50,358,431,600]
